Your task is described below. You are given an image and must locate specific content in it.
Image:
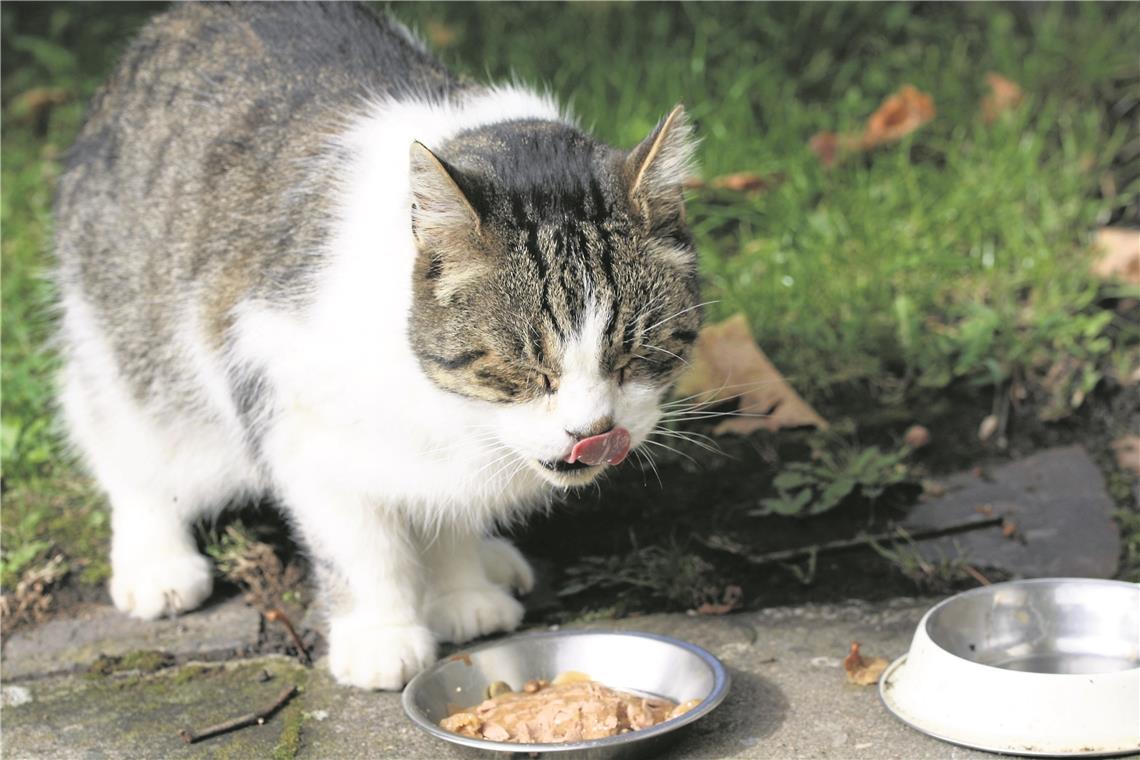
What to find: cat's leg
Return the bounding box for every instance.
[424,528,525,644]
[59,363,234,620]
[284,483,436,690]
[478,536,536,594]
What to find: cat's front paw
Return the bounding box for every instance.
[478,537,535,594]
[327,616,436,690]
[110,550,213,620]
[426,585,524,644]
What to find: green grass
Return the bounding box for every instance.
[2,2,1138,590]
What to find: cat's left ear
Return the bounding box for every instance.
[624,104,697,230]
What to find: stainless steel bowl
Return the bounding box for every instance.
[881,578,1140,757]
[402,630,730,758]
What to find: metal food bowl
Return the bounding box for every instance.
[402,630,730,758]
[880,578,1140,757]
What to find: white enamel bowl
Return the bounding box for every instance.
[880,578,1140,757]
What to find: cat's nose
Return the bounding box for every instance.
[565,416,615,441]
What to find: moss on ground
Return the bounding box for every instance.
[8,656,311,758]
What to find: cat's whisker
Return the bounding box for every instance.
[641,343,689,366]
[661,379,784,409]
[640,438,698,465]
[470,449,521,481]
[642,299,719,334]
[632,446,664,489]
[650,427,723,456]
[659,409,775,422]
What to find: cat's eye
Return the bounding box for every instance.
[615,362,632,386]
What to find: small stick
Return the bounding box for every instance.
[178,684,297,744]
[265,608,311,666]
[961,563,992,586]
[701,516,1004,565]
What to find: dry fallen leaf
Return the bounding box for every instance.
[1111,436,1140,476]
[921,479,946,498]
[977,414,999,442]
[425,19,459,48]
[808,131,842,168]
[981,73,1025,124]
[1092,227,1140,285]
[861,84,936,149]
[810,85,935,166]
[695,585,744,616]
[674,314,829,436]
[684,172,782,194]
[903,424,931,449]
[843,641,888,686]
[1001,519,1018,539]
[710,172,771,192]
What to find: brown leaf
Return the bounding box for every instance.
[1111,436,1140,476]
[1092,227,1140,285]
[710,172,771,193]
[425,20,459,48]
[977,414,999,442]
[695,584,743,616]
[861,84,936,149]
[674,314,829,436]
[981,73,1025,124]
[1001,519,1018,539]
[810,85,934,166]
[685,172,783,194]
[921,479,946,498]
[808,132,841,168]
[843,641,888,686]
[808,131,863,168]
[903,424,931,449]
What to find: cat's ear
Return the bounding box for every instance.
[409,141,480,242]
[409,142,485,302]
[624,104,697,230]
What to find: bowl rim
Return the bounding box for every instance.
[919,577,1140,673]
[880,656,1140,756]
[401,629,732,753]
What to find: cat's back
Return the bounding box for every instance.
[55,2,457,400]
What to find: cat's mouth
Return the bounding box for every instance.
[539,459,598,473]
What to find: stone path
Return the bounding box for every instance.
[3,597,999,759]
[2,445,1127,758]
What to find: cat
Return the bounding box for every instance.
[53,2,701,689]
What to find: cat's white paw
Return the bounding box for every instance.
[327,617,436,690]
[478,537,535,594]
[110,550,213,620]
[426,585,525,644]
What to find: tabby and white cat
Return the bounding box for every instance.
[54,2,700,689]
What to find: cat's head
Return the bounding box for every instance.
[408,106,701,488]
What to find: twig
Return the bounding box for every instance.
[701,516,1004,566]
[961,563,992,586]
[178,684,297,744]
[265,608,311,666]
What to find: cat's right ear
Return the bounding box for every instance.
[624,105,698,231]
[408,142,486,302]
[409,141,480,243]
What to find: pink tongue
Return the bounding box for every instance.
[565,427,632,466]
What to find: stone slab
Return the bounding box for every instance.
[297,600,997,759]
[904,445,1119,578]
[1,655,308,760]
[1,597,262,680]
